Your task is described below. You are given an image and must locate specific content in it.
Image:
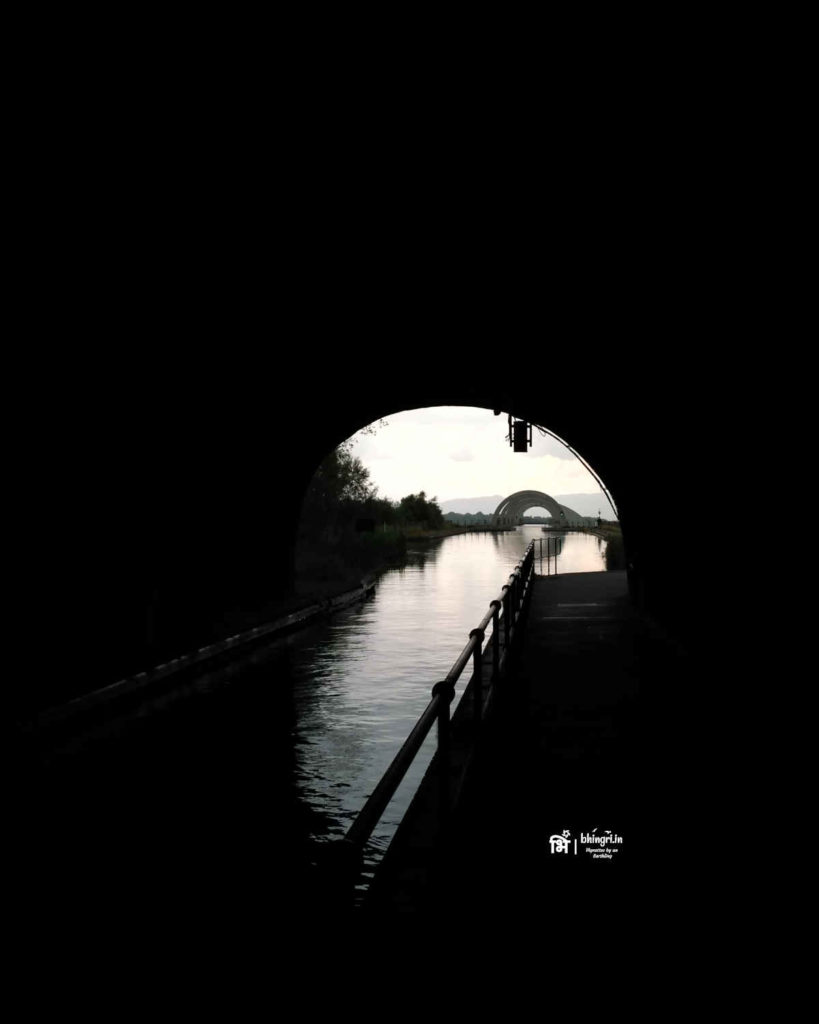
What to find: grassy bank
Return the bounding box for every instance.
[402,525,510,540]
[294,523,510,597]
[295,529,408,595]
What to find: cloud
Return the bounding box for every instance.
[531,433,576,460]
[450,448,474,462]
[351,436,393,460]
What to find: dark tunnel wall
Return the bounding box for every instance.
[11,88,731,715]
[22,340,706,716]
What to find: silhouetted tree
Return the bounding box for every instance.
[301,441,376,535]
[396,491,444,530]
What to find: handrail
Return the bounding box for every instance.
[340,540,537,864]
[344,692,445,850]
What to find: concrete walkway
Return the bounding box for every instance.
[373,570,688,919]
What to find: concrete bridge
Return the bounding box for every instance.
[492,489,597,528]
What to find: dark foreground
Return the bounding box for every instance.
[366,571,689,920]
[12,570,688,944]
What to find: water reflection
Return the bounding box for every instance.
[267,525,609,873]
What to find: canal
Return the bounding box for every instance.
[268,525,610,884]
[32,526,612,911]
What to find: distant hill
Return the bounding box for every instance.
[548,493,615,519]
[440,495,504,515]
[441,492,615,519]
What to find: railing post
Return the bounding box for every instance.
[490,600,501,682]
[431,680,455,819]
[470,627,485,721]
[324,837,363,910]
[502,584,511,650]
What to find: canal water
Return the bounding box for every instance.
[270,525,609,882]
[32,525,612,914]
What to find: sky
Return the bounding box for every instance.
[345,406,609,509]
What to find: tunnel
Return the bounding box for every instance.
[21,352,701,716]
[9,66,734,947]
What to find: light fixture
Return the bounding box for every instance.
[508,413,532,452]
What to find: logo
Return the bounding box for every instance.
[548,827,624,860]
[548,829,575,855]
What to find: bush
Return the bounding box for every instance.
[296,443,443,589]
[604,532,626,570]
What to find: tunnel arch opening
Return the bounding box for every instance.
[45,370,666,714]
[293,403,624,603]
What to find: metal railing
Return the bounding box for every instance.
[538,535,560,575]
[339,539,537,868]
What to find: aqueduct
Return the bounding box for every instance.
[492,490,596,528]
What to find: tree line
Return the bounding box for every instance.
[300,440,444,535]
[296,441,446,589]
[444,512,553,525]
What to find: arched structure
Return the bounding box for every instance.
[492,490,597,528]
